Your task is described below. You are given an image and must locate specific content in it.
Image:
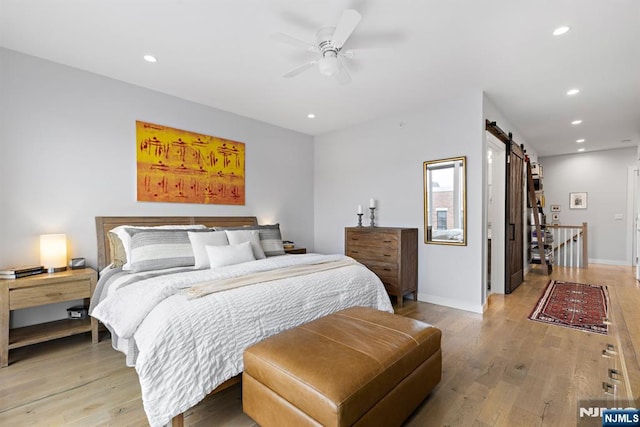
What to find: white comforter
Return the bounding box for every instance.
[91,253,393,427]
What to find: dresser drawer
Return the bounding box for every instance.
[10,279,91,310]
[346,246,397,263]
[382,282,400,295]
[362,262,399,285]
[345,230,399,249]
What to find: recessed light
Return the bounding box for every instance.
[143,55,157,63]
[577,148,585,152]
[576,139,585,143]
[553,26,571,36]
[566,88,580,96]
[571,120,583,125]
[307,113,315,119]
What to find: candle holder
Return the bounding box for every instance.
[369,207,376,227]
[357,213,363,227]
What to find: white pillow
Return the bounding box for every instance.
[188,231,229,268]
[110,224,206,269]
[206,241,256,268]
[224,230,266,260]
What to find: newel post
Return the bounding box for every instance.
[582,222,588,268]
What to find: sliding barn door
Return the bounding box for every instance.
[505,141,524,293]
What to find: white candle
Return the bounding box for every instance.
[369,198,376,208]
[357,204,363,214]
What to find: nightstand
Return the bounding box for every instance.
[284,247,307,254]
[0,268,98,367]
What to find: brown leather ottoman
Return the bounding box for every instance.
[242,306,442,427]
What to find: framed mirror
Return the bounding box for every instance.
[423,156,467,245]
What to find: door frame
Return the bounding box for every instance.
[486,133,506,295]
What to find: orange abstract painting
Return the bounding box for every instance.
[136,121,245,205]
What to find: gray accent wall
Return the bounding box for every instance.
[540,147,636,265]
[0,48,314,326]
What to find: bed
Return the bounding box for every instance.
[91,216,393,427]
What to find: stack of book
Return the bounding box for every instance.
[0,265,45,279]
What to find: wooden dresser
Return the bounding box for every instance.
[345,227,418,308]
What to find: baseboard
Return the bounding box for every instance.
[417,293,485,314]
[588,258,630,266]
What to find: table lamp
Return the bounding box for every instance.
[40,234,67,273]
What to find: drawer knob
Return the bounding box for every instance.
[383,268,391,271]
[602,381,616,396]
[352,250,359,254]
[608,368,621,383]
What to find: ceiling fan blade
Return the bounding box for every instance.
[283,60,319,78]
[340,47,391,60]
[272,33,319,53]
[331,9,362,49]
[334,59,352,85]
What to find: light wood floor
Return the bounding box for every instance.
[0,264,638,426]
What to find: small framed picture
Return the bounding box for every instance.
[570,192,587,209]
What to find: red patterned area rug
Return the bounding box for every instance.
[528,280,609,335]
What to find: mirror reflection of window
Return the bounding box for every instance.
[436,209,448,230]
[423,156,467,245]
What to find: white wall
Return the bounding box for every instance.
[540,147,636,265]
[0,48,314,326]
[314,91,486,313]
[483,95,537,160]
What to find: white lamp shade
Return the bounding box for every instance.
[40,234,67,271]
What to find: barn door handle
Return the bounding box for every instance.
[510,223,515,240]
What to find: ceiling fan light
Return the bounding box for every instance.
[319,52,339,76]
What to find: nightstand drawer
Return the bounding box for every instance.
[10,279,91,310]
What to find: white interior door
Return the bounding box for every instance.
[486,133,506,294]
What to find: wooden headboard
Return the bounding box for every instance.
[95,216,258,271]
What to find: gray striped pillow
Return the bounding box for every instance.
[255,224,285,256]
[124,229,196,272]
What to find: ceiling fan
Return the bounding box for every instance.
[272,9,363,85]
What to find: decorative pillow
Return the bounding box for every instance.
[107,231,127,268]
[206,241,256,268]
[110,224,206,269]
[124,228,196,272]
[188,231,229,269]
[216,224,285,257]
[254,224,285,256]
[224,230,266,259]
